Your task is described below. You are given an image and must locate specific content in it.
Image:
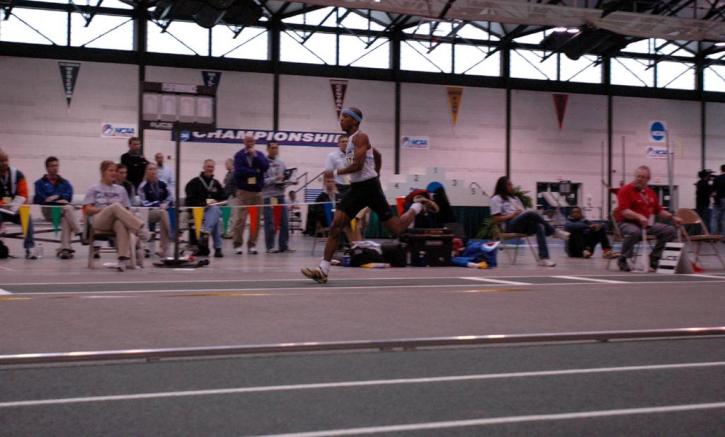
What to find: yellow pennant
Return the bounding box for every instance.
[192,207,204,239]
[350,218,357,234]
[446,86,463,127]
[19,205,30,237]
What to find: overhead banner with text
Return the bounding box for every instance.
[58,62,81,107]
[330,79,348,119]
[175,128,342,147]
[446,86,463,127]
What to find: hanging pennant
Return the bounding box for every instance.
[19,205,30,238]
[330,79,348,120]
[249,206,259,236]
[221,206,232,234]
[192,207,204,239]
[51,206,62,235]
[202,71,222,88]
[552,94,569,130]
[446,86,463,127]
[58,62,81,107]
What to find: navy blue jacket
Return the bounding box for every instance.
[33,175,74,205]
[138,179,173,207]
[233,149,269,192]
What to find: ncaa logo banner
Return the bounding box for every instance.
[101,122,137,139]
[646,145,668,159]
[649,121,667,142]
[402,136,430,150]
[174,128,342,148]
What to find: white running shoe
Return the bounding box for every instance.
[554,229,570,241]
[301,267,328,284]
[537,258,556,267]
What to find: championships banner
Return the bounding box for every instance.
[174,128,342,148]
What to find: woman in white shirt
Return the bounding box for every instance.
[489,176,568,267]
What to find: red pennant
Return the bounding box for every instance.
[552,94,569,130]
[249,206,259,236]
[273,205,282,232]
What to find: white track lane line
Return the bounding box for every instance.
[552,276,628,284]
[1,361,723,409]
[0,288,12,295]
[461,277,531,285]
[263,402,725,437]
[688,274,725,280]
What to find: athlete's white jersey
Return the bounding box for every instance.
[345,131,378,183]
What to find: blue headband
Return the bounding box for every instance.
[341,108,362,123]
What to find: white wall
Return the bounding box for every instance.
[0,55,719,210]
[613,96,701,209]
[400,83,506,195]
[511,90,608,217]
[0,57,137,194]
[706,102,725,173]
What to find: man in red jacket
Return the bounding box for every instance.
[615,165,681,271]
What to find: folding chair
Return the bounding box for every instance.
[676,208,725,269]
[84,215,137,270]
[606,215,656,270]
[493,222,539,264]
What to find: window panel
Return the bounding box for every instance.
[0,8,68,45]
[611,57,654,87]
[456,23,499,41]
[282,7,336,26]
[401,40,452,73]
[560,55,601,83]
[338,35,389,68]
[147,20,210,56]
[657,61,694,89]
[70,13,133,50]
[280,31,335,65]
[510,49,556,80]
[454,44,499,76]
[71,0,133,9]
[211,26,268,60]
[338,11,385,31]
[703,65,725,93]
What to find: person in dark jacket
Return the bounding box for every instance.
[0,148,37,259]
[185,159,226,257]
[695,169,713,229]
[564,207,618,259]
[138,163,173,257]
[33,156,81,258]
[120,137,148,189]
[231,134,269,254]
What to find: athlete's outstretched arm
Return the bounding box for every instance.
[325,132,370,177]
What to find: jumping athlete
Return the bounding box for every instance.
[301,107,438,283]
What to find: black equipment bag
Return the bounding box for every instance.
[400,228,454,267]
[381,241,407,267]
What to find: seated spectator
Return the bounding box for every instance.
[614,165,681,272]
[138,163,172,258]
[185,159,226,258]
[33,156,82,259]
[83,160,150,269]
[490,176,569,267]
[307,175,339,236]
[0,148,37,259]
[564,207,618,259]
[116,164,138,205]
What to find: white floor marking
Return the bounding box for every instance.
[552,276,628,284]
[687,274,725,280]
[0,265,12,271]
[0,288,12,295]
[1,361,723,409]
[461,277,530,285]
[8,276,725,297]
[264,402,725,437]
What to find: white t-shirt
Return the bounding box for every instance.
[489,194,524,218]
[83,183,131,209]
[325,149,348,185]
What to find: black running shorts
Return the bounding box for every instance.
[338,177,393,222]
